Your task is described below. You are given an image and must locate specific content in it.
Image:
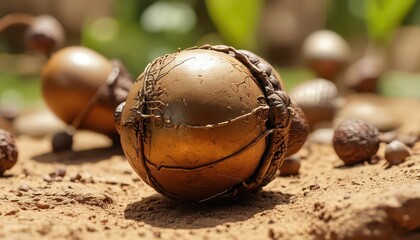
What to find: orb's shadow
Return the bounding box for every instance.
[124,190,292,229]
[31,146,124,164]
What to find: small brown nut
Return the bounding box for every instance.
[286,101,309,157]
[279,155,301,176]
[51,131,73,152]
[344,56,384,93]
[384,140,411,165]
[25,15,65,55]
[54,165,67,177]
[333,119,380,165]
[0,129,18,175]
[289,78,342,129]
[302,30,350,80]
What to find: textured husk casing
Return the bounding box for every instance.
[290,78,341,129]
[0,129,18,175]
[42,46,132,135]
[116,45,298,202]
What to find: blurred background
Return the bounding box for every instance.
[1,0,420,112]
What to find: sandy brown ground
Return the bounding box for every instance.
[0,95,419,240]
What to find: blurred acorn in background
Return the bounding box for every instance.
[25,15,65,56]
[0,13,64,56]
[384,140,411,166]
[42,46,133,150]
[279,155,301,176]
[302,30,350,81]
[290,78,343,130]
[344,55,385,93]
[0,129,18,175]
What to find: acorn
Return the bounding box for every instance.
[333,119,380,165]
[25,15,65,56]
[0,129,18,175]
[302,30,350,80]
[42,46,133,140]
[384,140,411,165]
[51,131,73,152]
[289,78,343,129]
[279,155,301,176]
[115,45,305,202]
[344,56,384,93]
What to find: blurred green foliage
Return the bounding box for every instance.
[365,0,416,45]
[277,67,315,91]
[82,0,209,76]
[205,0,262,50]
[379,71,420,98]
[0,72,41,106]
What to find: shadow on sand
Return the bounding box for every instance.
[124,190,292,229]
[31,146,124,164]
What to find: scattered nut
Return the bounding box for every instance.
[384,140,411,165]
[25,15,65,55]
[333,119,380,165]
[43,174,53,182]
[0,129,18,175]
[344,56,384,93]
[36,202,50,209]
[18,183,31,192]
[54,165,67,177]
[290,78,343,129]
[279,155,301,176]
[302,30,350,80]
[52,131,73,152]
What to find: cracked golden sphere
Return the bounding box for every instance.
[115,45,305,202]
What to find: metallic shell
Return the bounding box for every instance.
[117,45,293,202]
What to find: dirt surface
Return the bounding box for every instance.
[1,95,420,240]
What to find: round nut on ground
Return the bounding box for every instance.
[333,119,380,165]
[0,129,18,175]
[344,56,384,93]
[302,30,350,80]
[115,45,292,202]
[279,155,301,176]
[384,140,411,165]
[52,131,73,152]
[54,165,67,177]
